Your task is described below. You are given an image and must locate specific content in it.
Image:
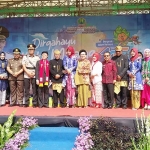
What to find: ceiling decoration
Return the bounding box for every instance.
[0,0,150,18]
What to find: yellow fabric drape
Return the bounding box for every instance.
[130,90,140,109]
[114,81,127,94]
[52,83,63,93]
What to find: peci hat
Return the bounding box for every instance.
[0,26,9,40]
[115,46,122,51]
[41,51,48,55]
[13,48,21,54]
[27,44,36,50]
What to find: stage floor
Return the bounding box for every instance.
[0,104,149,118]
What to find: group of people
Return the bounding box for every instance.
[0,42,150,110]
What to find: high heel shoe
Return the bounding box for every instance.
[147,105,150,110]
[95,104,101,108]
[144,105,148,110]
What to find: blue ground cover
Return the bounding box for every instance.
[25,127,79,150]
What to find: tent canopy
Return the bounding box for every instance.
[0,0,150,18]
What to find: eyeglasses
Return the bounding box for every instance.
[104,55,110,57]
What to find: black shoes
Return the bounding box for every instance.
[116,105,127,109]
[108,106,113,109]
[44,105,49,108]
[23,104,29,108]
[116,105,121,108]
[8,104,16,107]
[103,105,113,109]
[18,104,23,107]
[122,105,127,109]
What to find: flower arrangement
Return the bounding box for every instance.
[0,110,38,150]
[89,117,141,150]
[72,117,94,150]
[73,116,142,150]
[131,112,150,150]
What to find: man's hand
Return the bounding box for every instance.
[117,75,121,81]
[36,80,39,85]
[27,71,35,78]
[12,72,18,77]
[113,80,116,84]
[55,74,60,79]
[129,73,135,78]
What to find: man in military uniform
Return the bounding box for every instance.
[50,50,65,108]
[22,44,40,107]
[112,46,128,109]
[7,48,24,107]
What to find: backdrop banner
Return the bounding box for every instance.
[0,15,149,60]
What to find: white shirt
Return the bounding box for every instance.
[22,55,40,78]
[91,61,102,84]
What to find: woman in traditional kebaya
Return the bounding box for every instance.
[91,52,103,108]
[141,49,150,110]
[75,49,91,108]
[0,52,8,106]
[127,48,143,110]
[62,46,77,107]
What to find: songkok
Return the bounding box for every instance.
[41,51,48,55]
[54,49,61,55]
[27,44,36,50]
[13,48,21,54]
[115,46,122,51]
[0,26,9,40]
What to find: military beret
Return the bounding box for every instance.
[27,44,36,50]
[0,26,9,40]
[41,51,48,55]
[13,48,21,54]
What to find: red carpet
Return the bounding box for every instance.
[0,104,149,118]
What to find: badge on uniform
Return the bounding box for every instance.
[53,65,56,68]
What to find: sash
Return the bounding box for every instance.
[26,55,36,69]
[39,59,49,87]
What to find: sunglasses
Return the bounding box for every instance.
[116,51,121,52]
[104,55,110,57]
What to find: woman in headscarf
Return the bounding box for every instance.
[75,49,91,108]
[0,52,8,106]
[127,48,143,110]
[141,48,150,109]
[62,46,77,108]
[91,52,103,108]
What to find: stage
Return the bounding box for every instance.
[0,104,150,129]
